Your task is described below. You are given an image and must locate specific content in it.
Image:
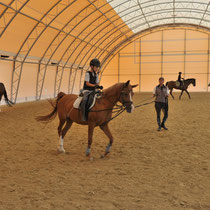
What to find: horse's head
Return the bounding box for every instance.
[192,78,196,86]
[119,80,138,113]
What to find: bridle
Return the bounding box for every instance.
[119,91,133,108]
[89,88,154,123]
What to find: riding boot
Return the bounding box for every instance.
[81,94,88,121]
[81,103,87,121]
[161,122,168,130]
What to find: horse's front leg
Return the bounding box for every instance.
[185,90,191,99]
[86,123,95,158]
[179,90,184,100]
[100,123,113,158]
[170,89,174,100]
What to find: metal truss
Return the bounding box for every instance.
[79,2,210,77]
[49,0,132,94]
[0,0,29,38]
[207,34,210,91]
[38,0,101,98]
[1,0,210,101]
[59,0,145,93]
[52,0,210,93]
[96,17,210,69]
[54,66,64,97]
[100,24,210,77]
[88,0,210,70]
[9,0,78,102]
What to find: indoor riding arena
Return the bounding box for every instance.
[0,0,210,209]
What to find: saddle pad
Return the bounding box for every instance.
[73,97,83,109]
[176,80,180,87]
[73,95,96,110]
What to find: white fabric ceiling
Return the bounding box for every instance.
[108,0,210,33]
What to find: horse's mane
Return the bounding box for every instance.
[185,78,195,81]
[103,83,123,96]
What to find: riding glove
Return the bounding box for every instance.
[95,85,103,90]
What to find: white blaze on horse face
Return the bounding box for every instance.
[129,92,134,112]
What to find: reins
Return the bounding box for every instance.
[90,96,155,123]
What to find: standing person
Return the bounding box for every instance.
[153,77,169,131]
[81,58,103,121]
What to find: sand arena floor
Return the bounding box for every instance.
[0,92,209,210]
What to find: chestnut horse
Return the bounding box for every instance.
[36,81,138,158]
[166,78,196,100]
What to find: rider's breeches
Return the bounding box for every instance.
[155,102,168,125]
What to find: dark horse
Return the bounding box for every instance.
[166,78,196,100]
[0,83,14,106]
[36,81,138,158]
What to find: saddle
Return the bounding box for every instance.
[73,90,102,121]
[176,80,184,88]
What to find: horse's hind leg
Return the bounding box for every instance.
[59,119,73,153]
[185,90,191,99]
[100,123,113,157]
[57,119,65,153]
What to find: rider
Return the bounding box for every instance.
[178,72,184,87]
[81,58,103,121]
[153,77,169,131]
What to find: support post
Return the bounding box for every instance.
[183,29,187,78]
[118,53,120,83]
[161,30,164,77]
[207,34,210,92]
[139,38,141,92]
[68,68,73,94]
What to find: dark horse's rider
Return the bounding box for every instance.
[178,72,184,87]
[153,77,169,131]
[81,58,103,121]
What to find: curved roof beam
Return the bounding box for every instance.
[10,0,78,102]
[49,0,132,72]
[60,0,133,70]
[80,7,209,71]
[79,1,210,70]
[199,1,210,25]
[37,0,132,98]
[96,14,210,65]
[100,23,210,75]
[0,0,29,38]
[40,0,113,66]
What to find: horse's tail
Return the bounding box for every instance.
[36,92,65,123]
[166,82,168,87]
[3,87,14,107]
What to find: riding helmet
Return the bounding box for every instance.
[179,72,182,74]
[90,58,100,67]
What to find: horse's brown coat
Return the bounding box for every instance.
[36,81,137,157]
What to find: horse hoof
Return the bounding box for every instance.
[57,148,65,153]
[89,157,94,161]
[100,153,109,159]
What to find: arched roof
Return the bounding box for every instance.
[0,0,209,101]
[0,0,209,69]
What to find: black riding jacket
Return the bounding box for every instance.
[83,71,97,91]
